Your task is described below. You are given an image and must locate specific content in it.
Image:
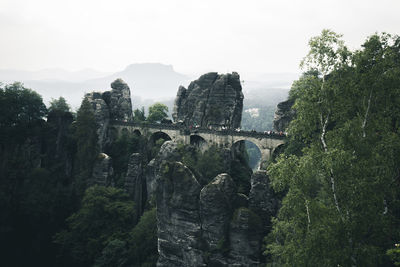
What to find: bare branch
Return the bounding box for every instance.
[320,112,342,216]
[305,199,311,232]
[362,90,372,138]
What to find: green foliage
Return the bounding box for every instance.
[196,145,226,185]
[94,239,129,267]
[74,98,99,194]
[128,208,158,266]
[0,84,78,267]
[266,31,400,266]
[133,106,146,122]
[387,244,400,266]
[0,82,47,128]
[147,102,168,122]
[178,144,225,185]
[49,96,71,113]
[108,130,145,187]
[54,186,136,267]
[216,237,230,254]
[177,144,251,191]
[150,137,167,159]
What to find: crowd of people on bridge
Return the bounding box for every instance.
[178,120,287,137]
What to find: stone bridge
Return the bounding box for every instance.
[110,121,285,165]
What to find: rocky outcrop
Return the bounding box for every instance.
[273,99,295,132]
[145,141,182,203]
[85,92,111,151]
[249,171,279,233]
[46,110,74,176]
[84,79,133,151]
[200,174,236,252]
[155,161,279,266]
[156,161,205,267]
[109,79,133,122]
[91,153,114,186]
[173,72,244,129]
[125,153,144,218]
[229,207,263,266]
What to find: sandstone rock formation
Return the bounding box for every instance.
[155,155,279,266]
[84,79,133,151]
[173,72,244,129]
[145,141,182,203]
[249,170,279,233]
[273,98,295,132]
[85,92,111,151]
[200,174,236,252]
[229,207,263,266]
[156,161,205,267]
[109,79,133,122]
[125,153,144,219]
[91,153,114,186]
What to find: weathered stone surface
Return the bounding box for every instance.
[229,207,263,267]
[200,173,236,252]
[84,79,134,151]
[273,99,295,132]
[84,92,111,151]
[125,153,144,218]
[46,110,74,176]
[156,161,205,267]
[109,79,133,122]
[221,148,232,174]
[173,72,244,129]
[145,141,181,203]
[249,170,279,233]
[235,193,249,208]
[91,153,113,186]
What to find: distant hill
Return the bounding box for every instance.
[241,88,290,131]
[89,63,189,98]
[0,68,110,82]
[0,63,191,109]
[0,64,297,118]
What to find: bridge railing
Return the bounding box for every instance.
[110,120,286,140]
[110,120,181,130]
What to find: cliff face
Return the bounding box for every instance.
[83,74,277,265]
[157,161,205,267]
[155,152,279,266]
[109,79,134,122]
[84,79,133,151]
[273,99,295,132]
[84,79,133,186]
[173,72,244,129]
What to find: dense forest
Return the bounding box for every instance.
[265,31,400,266]
[0,30,400,266]
[0,83,251,266]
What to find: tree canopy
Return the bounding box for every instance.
[0,82,47,128]
[265,31,400,266]
[49,96,71,113]
[147,103,168,123]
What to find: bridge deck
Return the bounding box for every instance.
[110,121,286,140]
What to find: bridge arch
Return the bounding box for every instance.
[232,140,262,170]
[133,129,142,136]
[109,121,285,167]
[190,135,208,152]
[271,143,285,161]
[149,131,172,146]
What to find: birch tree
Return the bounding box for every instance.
[265,31,400,266]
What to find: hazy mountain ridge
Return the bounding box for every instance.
[0,68,111,82]
[0,64,296,115]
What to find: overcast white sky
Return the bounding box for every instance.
[1,0,399,76]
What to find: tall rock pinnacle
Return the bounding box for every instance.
[172,72,244,129]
